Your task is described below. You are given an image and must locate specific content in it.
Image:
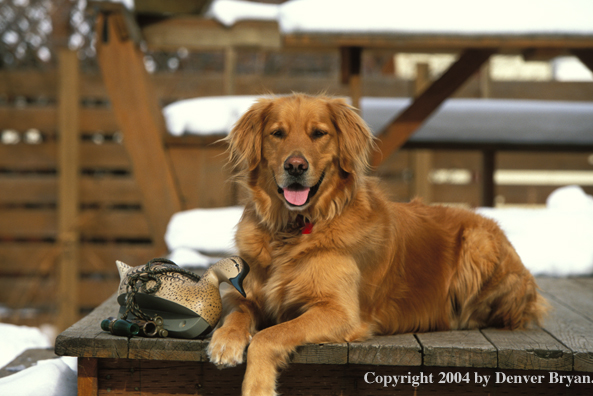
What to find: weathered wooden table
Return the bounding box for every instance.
[56,277,593,395]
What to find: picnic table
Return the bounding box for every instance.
[86,0,593,251]
[55,277,593,395]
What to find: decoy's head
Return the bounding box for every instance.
[212,256,250,298]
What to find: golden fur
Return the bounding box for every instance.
[207,94,547,396]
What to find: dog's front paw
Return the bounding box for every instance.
[207,326,252,367]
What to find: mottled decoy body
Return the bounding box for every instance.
[116,256,249,338]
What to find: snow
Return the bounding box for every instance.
[165,186,593,277]
[360,97,593,145]
[0,357,78,396]
[0,324,51,369]
[165,206,243,267]
[477,186,593,277]
[162,95,593,146]
[208,0,593,35]
[0,324,77,396]
[164,96,263,136]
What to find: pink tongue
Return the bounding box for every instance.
[284,187,310,206]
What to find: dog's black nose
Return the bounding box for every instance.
[284,155,308,176]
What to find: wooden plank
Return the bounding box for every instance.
[348,334,422,366]
[431,184,481,207]
[498,152,593,171]
[0,107,118,132]
[0,209,151,239]
[416,330,497,368]
[540,292,593,372]
[57,48,81,332]
[95,11,182,254]
[411,150,433,203]
[78,358,99,396]
[0,141,131,170]
[432,150,482,169]
[0,277,120,309]
[482,150,495,207]
[340,46,362,110]
[0,242,153,275]
[128,337,209,361]
[134,0,212,15]
[98,359,141,396]
[291,343,348,364]
[1,69,592,103]
[410,65,433,203]
[537,278,593,323]
[169,146,235,208]
[79,243,155,274]
[371,49,495,167]
[0,242,56,275]
[224,46,237,95]
[142,18,281,51]
[55,293,128,358]
[283,31,593,51]
[481,328,572,371]
[0,175,56,204]
[496,185,593,206]
[489,80,593,102]
[0,175,141,205]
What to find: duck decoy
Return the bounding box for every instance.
[115,256,249,338]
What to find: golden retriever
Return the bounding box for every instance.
[207,94,547,396]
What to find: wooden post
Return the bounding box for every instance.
[95,11,183,254]
[340,46,362,111]
[482,150,495,207]
[78,358,99,396]
[371,49,495,167]
[224,46,237,95]
[479,61,491,99]
[571,49,593,74]
[57,48,81,331]
[411,62,433,203]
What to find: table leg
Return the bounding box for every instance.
[78,357,99,396]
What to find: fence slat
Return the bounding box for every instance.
[0,209,150,239]
[0,141,130,169]
[0,277,120,309]
[0,242,155,275]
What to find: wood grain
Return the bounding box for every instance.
[0,208,150,239]
[55,294,128,359]
[417,330,497,368]
[95,12,182,254]
[349,334,421,366]
[541,293,593,372]
[291,342,348,364]
[128,337,209,362]
[78,357,99,396]
[537,278,593,322]
[481,328,572,371]
[0,242,153,276]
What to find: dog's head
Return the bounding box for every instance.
[226,94,374,229]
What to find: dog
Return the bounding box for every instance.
[207,94,547,396]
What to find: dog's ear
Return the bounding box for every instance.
[226,98,273,171]
[327,98,375,175]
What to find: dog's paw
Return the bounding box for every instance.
[207,326,252,367]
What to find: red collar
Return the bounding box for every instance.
[295,214,314,234]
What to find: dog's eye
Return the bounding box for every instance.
[312,129,327,139]
[271,129,284,138]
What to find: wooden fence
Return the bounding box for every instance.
[1,67,592,328]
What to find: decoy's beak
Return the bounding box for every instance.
[229,260,250,298]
